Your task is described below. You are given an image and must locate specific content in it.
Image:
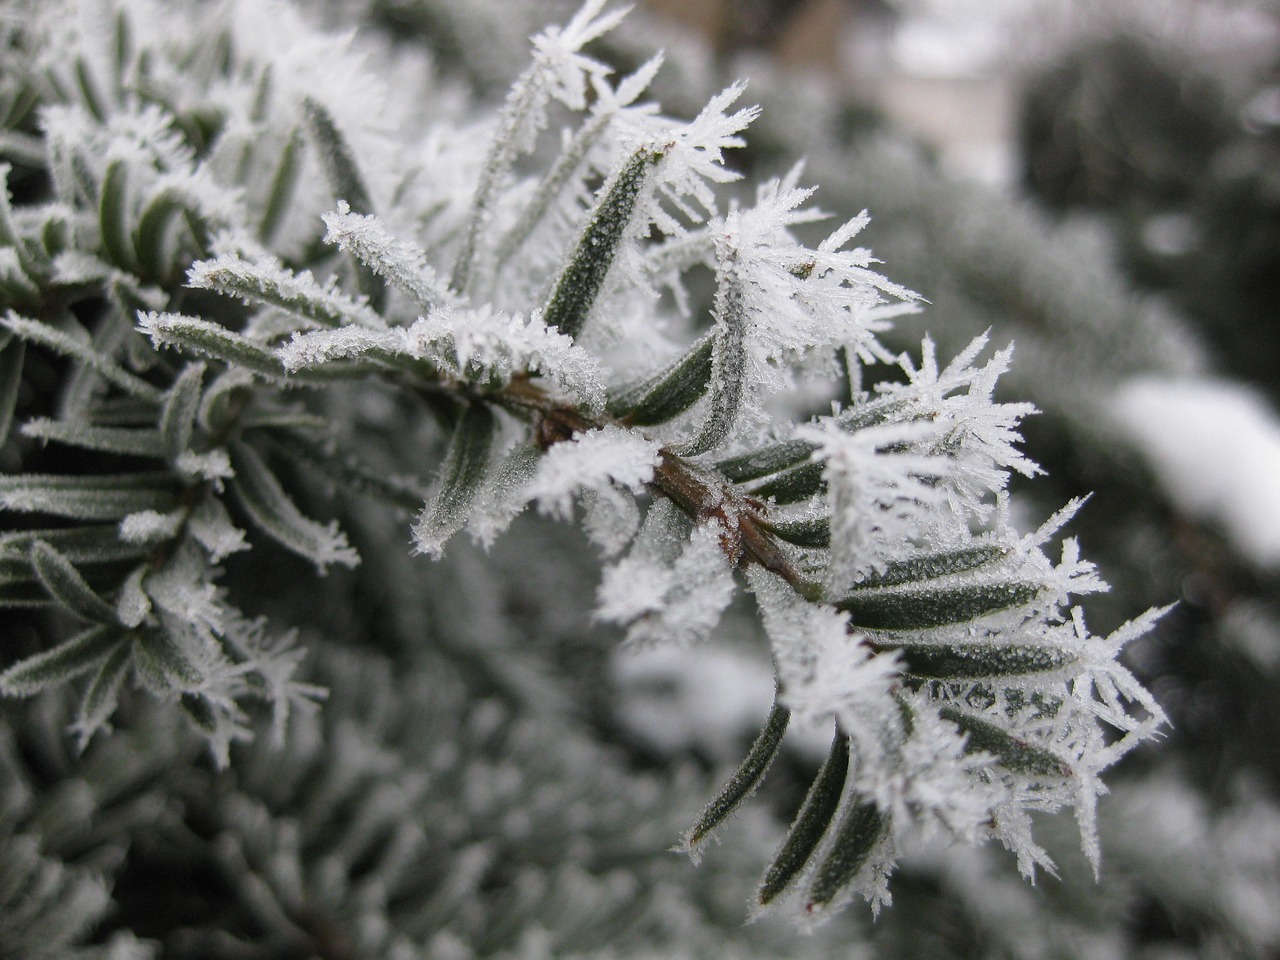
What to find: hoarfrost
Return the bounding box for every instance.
[748,567,901,735]
[188,497,250,562]
[406,306,605,414]
[598,511,735,646]
[321,202,451,312]
[526,424,659,522]
[796,418,951,588]
[119,509,184,545]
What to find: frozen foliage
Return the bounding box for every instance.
[0,0,1177,950]
[1110,375,1280,568]
[527,424,659,521]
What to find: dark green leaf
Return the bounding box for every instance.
[134,629,202,692]
[609,334,713,426]
[0,472,178,521]
[30,540,120,624]
[760,515,830,549]
[896,642,1077,680]
[717,439,816,484]
[0,333,24,448]
[2,311,163,401]
[746,461,825,506]
[303,97,373,214]
[188,254,384,331]
[75,641,132,748]
[0,624,124,697]
[0,526,147,565]
[804,798,887,909]
[180,691,218,732]
[112,10,131,98]
[20,417,167,458]
[939,705,1073,777]
[303,97,384,311]
[229,440,359,571]
[161,362,205,465]
[758,732,850,907]
[542,148,659,339]
[139,311,286,379]
[258,126,303,245]
[267,432,427,513]
[852,545,1011,590]
[676,264,748,457]
[412,403,497,558]
[836,581,1042,631]
[75,56,108,122]
[683,701,790,853]
[98,159,137,271]
[0,577,52,607]
[134,186,199,281]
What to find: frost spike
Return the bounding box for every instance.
[757,731,850,907]
[0,623,123,697]
[29,540,121,624]
[543,148,659,339]
[303,97,385,312]
[609,333,713,426]
[412,403,498,559]
[681,700,790,857]
[98,159,137,272]
[258,126,303,245]
[803,798,887,909]
[939,705,1072,777]
[836,581,1042,631]
[228,440,359,572]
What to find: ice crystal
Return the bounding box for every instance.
[598,503,735,645]
[797,418,952,588]
[526,424,660,524]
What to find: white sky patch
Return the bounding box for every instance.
[1109,376,1280,568]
